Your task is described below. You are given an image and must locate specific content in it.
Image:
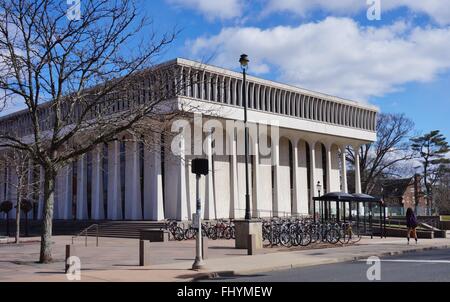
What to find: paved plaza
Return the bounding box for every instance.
[1,234,450,282]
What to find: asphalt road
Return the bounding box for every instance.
[207,248,450,282]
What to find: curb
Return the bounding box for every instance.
[191,244,450,281]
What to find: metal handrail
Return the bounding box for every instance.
[71,224,99,247]
[234,208,310,219]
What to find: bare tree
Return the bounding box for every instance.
[0,148,36,243]
[0,0,202,263]
[347,113,415,194]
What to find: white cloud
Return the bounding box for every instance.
[264,0,365,17]
[188,17,450,101]
[166,0,243,21]
[264,0,450,25]
[398,0,450,26]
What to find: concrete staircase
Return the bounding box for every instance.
[419,222,447,238]
[1,220,168,239]
[0,219,98,237]
[82,221,168,239]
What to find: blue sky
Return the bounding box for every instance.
[2,0,449,140]
[140,0,450,140]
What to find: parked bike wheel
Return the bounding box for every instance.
[325,228,340,244]
[279,231,292,247]
[208,227,218,240]
[291,233,300,247]
[309,228,321,243]
[223,226,233,239]
[299,231,311,246]
[173,227,185,241]
[350,225,362,243]
[269,230,280,246]
[184,227,196,240]
[338,225,351,244]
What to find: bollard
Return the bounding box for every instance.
[65,244,71,273]
[202,236,208,260]
[247,234,256,255]
[139,240,151,266]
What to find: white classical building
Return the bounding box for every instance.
[0,58,378,221]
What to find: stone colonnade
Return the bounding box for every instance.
[0,125,363,221]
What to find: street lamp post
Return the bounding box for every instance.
[233,54,262,251]
[317,181,322,197]
[317,181,322,223]
[239,54,251,220]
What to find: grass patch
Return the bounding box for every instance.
[440,215,450,222]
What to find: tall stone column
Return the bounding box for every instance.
[341,145,348,193]
[186,68,192,97]
[125,138,142,220]
[204,131,216,220]
[9,166,17,218]
[164,129,189,220]
[354,145,362,194]
[26,159,34,219]
[297,140,310,215]
[76,154,88,220]
[292,138,300,215]
[4,166,10,202]
[107,140,122,220]
[229,128,239,219]
[0,167,5,219]
[63,164,73,219]
[308,141,317,215]
[55,168,67,220]
[91,145,105,220]
[143,132,164,221]
[200,71,205,100]
[326,143,333,194]
[206,74,211,100]
[231,79,237,106]
[272,136,281,217]
[252,133,260,218]
[178,133,188,221]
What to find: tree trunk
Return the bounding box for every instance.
[15,189,22,244]
[39,168,56,263]
[425,182,432,216]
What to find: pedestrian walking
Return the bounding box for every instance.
[406,207,418,245]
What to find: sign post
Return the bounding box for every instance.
[191,158,208,270]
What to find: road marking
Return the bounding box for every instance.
[362,241,408,244]
[359,259,450,264]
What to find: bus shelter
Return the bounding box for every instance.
[313,192,386,239]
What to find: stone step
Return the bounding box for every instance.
[79,221,169,239]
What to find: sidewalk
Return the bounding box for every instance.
[154,237,450,281]
[1,235,450,282]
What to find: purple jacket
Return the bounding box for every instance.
[406,213,418,228]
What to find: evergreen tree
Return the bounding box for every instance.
[411,130,450,215]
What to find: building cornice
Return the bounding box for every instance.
[174,57,379,112]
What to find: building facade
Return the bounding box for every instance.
[378,176,427,216]
[0,58,378,221]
